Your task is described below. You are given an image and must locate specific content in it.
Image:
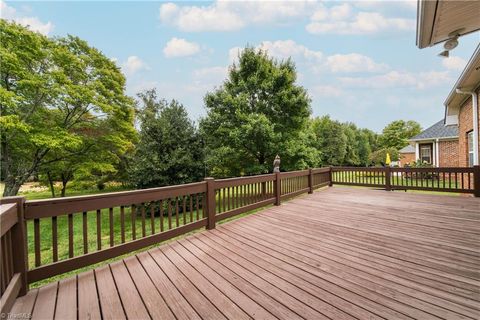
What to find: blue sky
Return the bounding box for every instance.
[2,0,479,132]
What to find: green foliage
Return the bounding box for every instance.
[0,20,136,196]
[378,120,421,150]
[310,116,377,166]
[368,147,399,166]
[201,47,314,176]
[128,89,204,188]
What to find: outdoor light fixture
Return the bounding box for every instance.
[438,29,463,58]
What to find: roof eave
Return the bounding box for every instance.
[409,136,459,142]
[444,44,480,108]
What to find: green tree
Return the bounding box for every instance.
[311,116,347,166]
[378,120,421,150]
[0,21,135,196]
[128,89,204,188]
[201,47,312,176]
[369,147,399,166]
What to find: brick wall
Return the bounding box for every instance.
[438,140,459,167]
[399,152,415,167]
[458,88,480,167]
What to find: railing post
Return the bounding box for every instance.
[0,196,28,296]
[328,166,333,187]
[274,172,281,206]
[385,166,392,191]
[474,165,480,197]
[204,178,216,230]
[308,168,313,194]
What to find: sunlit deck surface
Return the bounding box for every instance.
[11,187,480,320]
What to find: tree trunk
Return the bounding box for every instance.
[2,178,23,197]
[46,171,56,197]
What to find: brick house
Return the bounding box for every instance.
[399,120,459,167]
[417,2,479,168]
[443,45,480,167]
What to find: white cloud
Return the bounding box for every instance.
[259,40,323,62]
[228,40,322,66]
[312,85,344,97]
[163,38,200,58]
[307,10,414,35]
[159,1,317,32]
[192,66,228,85]
[339,70,451,89]
[441,56,467,71]
[1,0,53,35]
[325,53,388,73]
[122,56,149,76]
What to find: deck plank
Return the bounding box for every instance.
[54,276,77,320]
[77,270,101,320]
[10,187,480,320]
[109,260,150,319]
[31,282,57,320]
[95,265,126,320]
[123,256,175,320]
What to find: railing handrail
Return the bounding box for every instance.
[25,181,207,218]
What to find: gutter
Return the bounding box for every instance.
[456,89,479,165]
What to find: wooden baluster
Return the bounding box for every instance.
[189,196,193,223]
[150,203,155,235]
[160,200,164,232]
[183,196,187,225]
[195,195,200,221]
[82,212,88,254]
[202,193,207,218]
[120,206,125,243]
[141,204,146,237]
[175,197,180,227]
[96,210,101,251]
[461,173,465,190]
[222,188,226,212]
[167,200,172,229]
[52,216,58,262]
[109,208,114,247]
[131,205,136,240]
[68,214,74,258]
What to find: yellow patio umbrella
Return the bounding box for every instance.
[385,152,391,166]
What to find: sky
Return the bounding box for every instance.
[2,0,479,132]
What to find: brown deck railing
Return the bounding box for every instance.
[332,166,480,194]
[0,165,478,311]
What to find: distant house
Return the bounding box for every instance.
[399,120,459,167]
[398,145,415,166]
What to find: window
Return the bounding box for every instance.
[420,144,432,164]
[467,131,474,167]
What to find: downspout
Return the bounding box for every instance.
[435,138,440,167]
[456,89,479,165]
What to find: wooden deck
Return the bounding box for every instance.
[10,187,480,320]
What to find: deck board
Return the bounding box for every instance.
[10,187,480,319]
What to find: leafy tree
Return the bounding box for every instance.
[378,120,421,150]
[311,116,347,166]
[201,47,312,176]
[128,89,204,188]
[0,21,135,196]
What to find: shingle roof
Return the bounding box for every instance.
[399,145,415,153]
[410,120,458,141]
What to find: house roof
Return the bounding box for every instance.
[399,145,415,154]
[416,0,480,49]
[410,120,458,141]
